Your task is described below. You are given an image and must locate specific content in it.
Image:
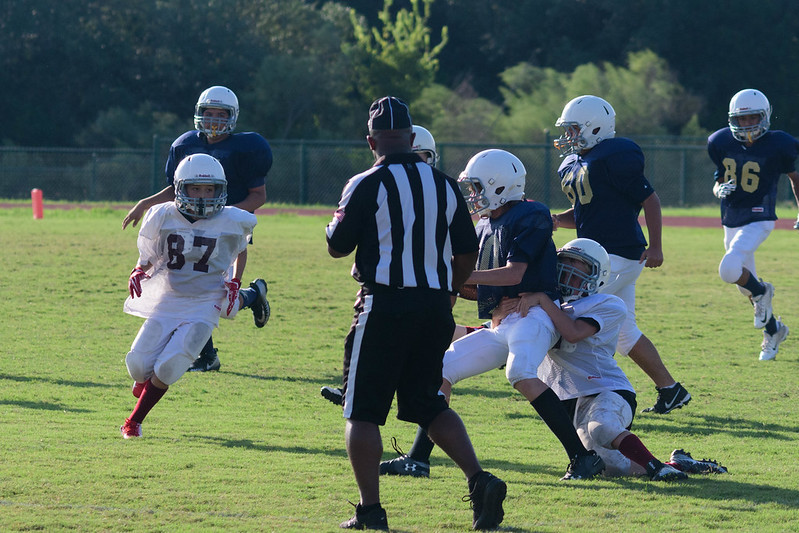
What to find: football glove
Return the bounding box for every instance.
[226,278,241,315]
[793,214,799,230]
[129,267,150,298]
[713,179,737,199]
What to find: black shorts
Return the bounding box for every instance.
[341,285,454,426]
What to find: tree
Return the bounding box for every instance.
[493,50,702,143]
[411,83,504,143]
[344,0,448,106]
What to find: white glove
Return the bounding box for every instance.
[713,179,737,199]
[793,214,799,230]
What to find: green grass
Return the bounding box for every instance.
[1,205,799,532]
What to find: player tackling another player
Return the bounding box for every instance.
[708,88,799,361]
[498,239,727,480]
[120,154,268,438]
[380,238,728,482]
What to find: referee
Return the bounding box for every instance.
[326,96,507,531]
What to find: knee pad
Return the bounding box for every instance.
[154,352,195,385]
[125,320,167,382]
[581,392,632,448]
[154,322,213,385]
[586,419,621,450]
[575,415,631,476]
[504,348,546,385]
[719,252,743,284]
[125,351,151,383]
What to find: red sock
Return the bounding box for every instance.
[617,434,659,470]
[129,378,168,424]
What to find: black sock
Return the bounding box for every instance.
[743,275,765,296]
[468,470,485,492]
[199,336,215,359]
[530,388,588,458]
[408,425,435,463]
[357,502,383,514]
[765,315,778,335]
[239,286,257,308]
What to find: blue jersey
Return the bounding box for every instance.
[474,200,558,319]
[166,131,273,207]
[557,137,654,260]
[707,128,799,228]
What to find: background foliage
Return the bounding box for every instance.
[5,0,799,148]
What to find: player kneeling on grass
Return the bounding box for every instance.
[120,153,268,439]
[498,239,727,480]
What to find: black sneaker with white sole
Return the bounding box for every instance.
[321,386,343,406]
[188,348,221,372]
[379,454,430,478]
[250,279,270,328]
[650,463,688,481]
[668,449,728,474]
[641,382,691,414]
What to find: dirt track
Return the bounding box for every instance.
[2,202,797,230]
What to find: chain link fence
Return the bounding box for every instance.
[2,135,796,209]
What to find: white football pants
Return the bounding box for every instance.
[719,221,774,296]
[597,255,644,356]
[126,317,213,386]
[442,306,559,387]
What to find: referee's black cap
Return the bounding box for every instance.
[368,96,412,131]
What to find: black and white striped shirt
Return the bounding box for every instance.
[326,153,478,291]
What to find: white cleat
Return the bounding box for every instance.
[759,319,788,361]
[752,281,774,329]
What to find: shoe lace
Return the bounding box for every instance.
[565,455,577,473]
[389,436,406,457]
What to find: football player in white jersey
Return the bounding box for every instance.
[502,239,727,480]
[120,154,268,438]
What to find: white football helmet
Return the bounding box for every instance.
[728,89,771,143]
[554,95,616,156]
[194,86,239,136]
[174,153,228,218]
[556,238,610,302]
[457,149,526,216]
[412,125,439,167]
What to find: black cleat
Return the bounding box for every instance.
[668,449,728,474]
[321,386,344,406]
[379,454,430,478]
[642,382,691,414]
[250,279,270,328]
[561,450,605,480]
[189,348,221,372]
[650,464,688,481]
[339,503,388,530]
[465,471,506,530]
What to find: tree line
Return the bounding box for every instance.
[4,0,799,149]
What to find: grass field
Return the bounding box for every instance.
[1,204,799,532]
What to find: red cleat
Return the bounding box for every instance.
[120,418,142,439]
